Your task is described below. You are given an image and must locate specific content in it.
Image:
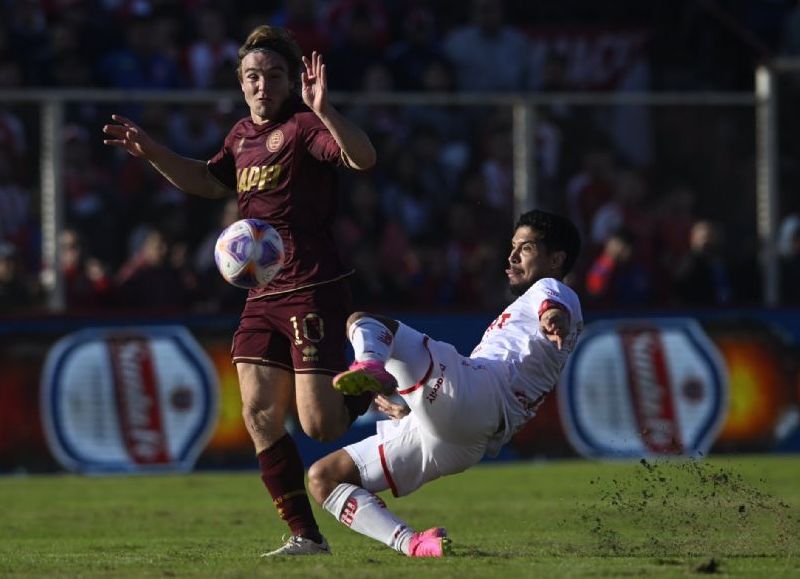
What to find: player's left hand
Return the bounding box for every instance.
[540,308,569,350]
[301,51,328,115]
[374,395,410,420]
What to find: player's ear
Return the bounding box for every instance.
[551,250,566,272]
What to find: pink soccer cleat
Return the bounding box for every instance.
[407,527,451,558]
[333,360,398,396]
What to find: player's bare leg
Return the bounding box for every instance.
[308,450,451,557]
[237,363,330,556]
[294,373,352,442]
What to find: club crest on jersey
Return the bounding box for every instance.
[266,130,284,152]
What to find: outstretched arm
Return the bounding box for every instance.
[103,114,231,199]
[301,51,376,170]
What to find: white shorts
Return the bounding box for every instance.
[344,325,506,497]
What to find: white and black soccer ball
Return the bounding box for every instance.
[214,218,285,289]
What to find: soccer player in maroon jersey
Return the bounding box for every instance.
[103,25,376,556]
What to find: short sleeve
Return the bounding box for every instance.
[529,278,576,321]
[298,113,345,166]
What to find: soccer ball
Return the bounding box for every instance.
[214,218,285,289]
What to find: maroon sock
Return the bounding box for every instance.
[343,392,374,426]
[257,434,322,543]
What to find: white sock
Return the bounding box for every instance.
[322,483,415,554]
[348,318,394,363]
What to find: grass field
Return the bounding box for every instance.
[0,455,798,578]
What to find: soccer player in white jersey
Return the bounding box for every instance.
[307,209,583,557]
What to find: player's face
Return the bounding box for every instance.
[507,226,561,296]
[240,51,294,124]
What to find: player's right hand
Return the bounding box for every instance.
[102,114,157,159]
[374,394,410,420]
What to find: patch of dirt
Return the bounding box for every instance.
[579,458,798,559]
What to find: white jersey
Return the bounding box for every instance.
[470,278,583,451]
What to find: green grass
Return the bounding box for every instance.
[0,456,798,578]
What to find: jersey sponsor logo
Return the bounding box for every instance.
[558,318,727,459]
[40,326,218,474]
[425,363,447,404]
[236,164,282,193]
[266,129,284,152]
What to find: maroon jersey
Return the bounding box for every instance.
[207,95,353,299]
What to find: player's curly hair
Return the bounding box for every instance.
[515,209,582,277]
[237,25,303,89]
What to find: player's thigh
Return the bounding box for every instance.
[294,372,348,438]
[285,282,352,375]
[384,322,434,388]
[345,416,483,498]
[236,362,295,447]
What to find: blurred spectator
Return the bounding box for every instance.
[59,228,115,309]
[62,124,119,262]
[116,229,192,309]
[271,0,332,55]
[442,0,529,92]
[779,213,800,305]
[476,113,514,212]
[672,220,733,307]
[566,145,617,242]
[654,184,697,264]
[0,148,31,248]
[185,8,238,88]
[193,197,246,312]
[326,0,390,90]
[167,105,225,158]
[7,0,50,86]
[401,58,471,187]
[97,15,182,89]
[343,62,405,155]
[0,241,35,312]
[782,0,800,56]
[335,175,409,306]
[590,169,656,272]
[0,108,28,170]
[585,228,651,308]
[382,148,436,240]
[443,201,507,309]
[385,7,443,91]
[326,0,390,51]
[652,183,698,301]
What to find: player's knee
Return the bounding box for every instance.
[345,311,370,332]
[301,416,344,443]
[241,403,281,441]
[307,460,337,505]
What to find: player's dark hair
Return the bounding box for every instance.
[237,26,302,90]
[515,209,581,277]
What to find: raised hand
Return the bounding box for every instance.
[301,51,329,115]
[102,114,158,159]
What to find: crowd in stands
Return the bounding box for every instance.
[2,0,800,315]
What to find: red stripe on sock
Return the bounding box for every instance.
[378,443,399,497]
[397,336,433,395]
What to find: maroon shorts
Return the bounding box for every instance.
[231,281,353,375]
